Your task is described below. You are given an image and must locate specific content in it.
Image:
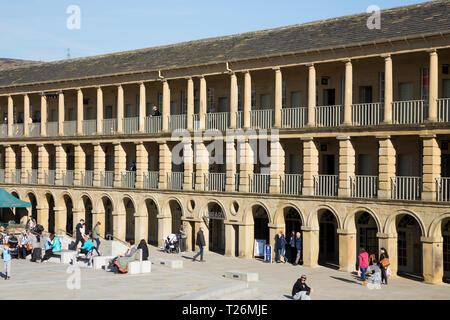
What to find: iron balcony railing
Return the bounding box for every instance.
[121,171,136,188]
[280,174,303,195]
[315,105,343,127]
[204,173,226,192]
[314,174,338,197]
[167,172,184,190]
[0,169,5,183]
[100,171,114,188]
[102,119,117,135]
[206,112,229,131]
[169,114,187,131]
[251,109,273,129]
[392,100,426,124]
[63,121,77,136]
[45,170,56,185]
[81,170,94,187]
[28,169,38,184]
[46,122,58,137]
[123,117,139,134]
[350,175,378,198]
[281,107,307,128]
[29,123,41,137]
[437,177,450,202]
[143,171,159,189]
[236,111,244,129]
[0,124,6,137]
[438,98,450,123]
[391,176,422,200]
[63,170,74,186]
[249,173,270,194]
[351,103,383,126]
[145,116,162,133]
[11,169,21,184]
[193,114,200,130]
[83,120,97,136]
[12,124,24,137]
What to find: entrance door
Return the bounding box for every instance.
[442,154,450,177]
[323,89,336,105]
[208,219,225,253]
[323,154,335,175]
[443,79,450,98]
[319,222,337,263]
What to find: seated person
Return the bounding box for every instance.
[367,258,382,285]
[78,236,95,255]
[292,274,313,300]
[110,240,137,273]
[18,230,30,259]
[41,234,61,262]
[137,239,149,261]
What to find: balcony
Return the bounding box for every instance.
[29,123,41,137]
[251,109,273,129]
[280,174,303,195]
[315,105,343,127]
[46,122,58,137]
[351,103,383,126]
[100,171,114,188]
[83,120,97,136]
[350,175,378,198]
[81,170,94,187]
[143,171,159,189]
[102,119,117,135]
[282,107,307,129]
[206,112,229,131]
[64,121,77,136]
[437,177,450,202]
[392,100,426,124]
[11,169,21,184]
[391,176,422,200]
[121,171,136,188]
[45,170,56,185]
[249,173,270,193]
[167,172,184,190]
[169,115,187,131]
[204,173,226,192]
[12,124,24,137]
[123,117,139,134]
[63,170,74,186]
[438,98,450,122]
[314,174,338,196]
[28,169,38,184]
[145,116,161,133]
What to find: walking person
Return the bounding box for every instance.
[379,247,390,285]
[2,243,11,280]
[192,227,206,262]
[289,231,296,263]
[74,219,85,249]
[92,221,101,250]
[358,248,369,286]
[180,224,188,252]
[293,232,302,266]
[276,231,288,263]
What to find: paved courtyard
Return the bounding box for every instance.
[0,245,449,300]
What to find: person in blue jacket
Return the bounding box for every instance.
[293,232,302,266]
[41,234,60,262]
[79,236,95,255]
[277,231,288,263]
[3,243,11,280]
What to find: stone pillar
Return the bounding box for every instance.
[23,94,30,136]
[40,94,47,136]
[269,136,284,194]
[377,136,396,199]
[113,142,126,188]
[422,236,443,284]
[182,219,193,252]
[135,215,148,243]
[421,135,441,201]
[337,136,355,197]
[194,141,208,190]
[139,82,146,133]
[92,210,106,237]
[58,91,65,136]
[337,229,357,272]
[199,76,207,130]
[4,146,15,183]
[225,137,236,192]
[7,96,13,137]
[224,222,236,257]
[116,85,124,134]
[186,77,194,131]
[428,49,438,122]
[238,138,254,193]
[343,60,353,126]
[21,144,32,183]
[96,87,103,134]
[113,212,126,242]
[157,216,171,247]
[55,143,67,185]
[238,224,254,258]
[307,64,316,127]
[378,233,398,277]
[158,142,171,189]
[135,142,148,188]
[229,73,238,129]
[74,144,85,186]
[302,137,319,196]
[162,80,170,132]
[182,141,194,190]
[301,226,319,267]
[269,224,284,262]
[54,206,66,235]
[36,206,49,231]
[37,144,49,184]
[383,54,393,124]
[243,71,251,129]
[93,143,105,187]
[76,88,83,135]
[274,67,282,128]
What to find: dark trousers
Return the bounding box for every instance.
[74,235,85,249]
[290,247,297,263]
[181,238,187,252]
[19,246,28,259]
[193,246,204,260]
[381,267,388,284]
[41,249,55,262]
[94,238,100,250]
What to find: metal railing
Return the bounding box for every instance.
[391,176,422,200]
[314,175,338,196]
[121,171,136,188]
[63,170,74,186]
[63,121,77,136]
[123,117,139,134]
[100,171,114,188]
[193,114,200,130]
[81,170,94,187]
[12,124,24,137]
[0,169,4,183]
[102,119,117,135]
[45,170,56,185]
[438,98,450,122]
[315,105,343,127]
[249,173,270,193]
[169,114,187,131]
[46,122,58,137]
[280,174,303,195]
[204,173,226,192]
[251,109,273,129]
[392,100,426,124]
[206,112,229,131]
[437,177,450,202]
[236,111,244,129]
[145,116,161,133]
[350,175,378,198]
[143,171,159,189]
[11,169,21,184]
[167,172,184,190]
[29,123,41,137]
[282,107,307,128]
[351,103,382,126]
[83,120,97,136]
[28,169,38,184]
[0,124,6,137]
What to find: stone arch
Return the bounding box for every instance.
[383,209,426,236]
[242,200,272,225]
[100,195,114,238]
[343,206,382,233]
[9,190,28,224]
[81,194,94,234]
[144,197,160,245]
[307,204,342,229]
[25,192,38,221]
[428,213,450,238]
[44,192,56,234]
[273,202,305,226]
[201,200,228,254]
[161,196,185,218]
[198,199,228,221]
[122,196,136,242]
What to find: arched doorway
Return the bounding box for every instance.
[355,211,379,259]
[82,196,93,234]
[27,193,38,221]
[396,214,423,279]
[11,192,27,224]
[63,195,73,235]
[46,194,55,234]
[124,198,135,241]
[253,205,269,243]
[318,209,339,267]
[146,199,158,245]
[284,207,303,263]
[169,200,182,234]
[443,219,450,283]
[206,203,225,254]
[102,197,113,239]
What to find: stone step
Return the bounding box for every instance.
[153,259,183,269]
[224,271,259,282]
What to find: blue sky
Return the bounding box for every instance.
[0,0,427,62]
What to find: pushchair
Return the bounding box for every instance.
[7,235,19,259]
[76,246,102,267]
[163,233,180,254]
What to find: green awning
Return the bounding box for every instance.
[0,188,31,208]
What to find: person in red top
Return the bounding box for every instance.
[358,248,369,286]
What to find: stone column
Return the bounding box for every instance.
[96,87,103,134]
[243,71,251,129]
[76,88,83,135]
[113,212,126,242]
[337,136,355,197]
[23,94,30,136]
[161,80,170,132]
[194,141,208,190]
[377,136,396,199]
[182,141,194,190]
[92,210,106,237]
[54,206,66,235]
[199,76,207,130]
[383,54,393,124]
[158,142,171,189]
[157,216,171,247]
[21,144,32,183]
[337,229,357,272]
[225,137,236,192]
[238,224,254,258]
[36,206,49,231]
[302,137,319,196]
[422,236,443,284]
[301,226,319,267]
[183,220,193,252]
[186,77,194,131]
[421,135,441,201]
[7,96,13,137]
[40,94,47,136]
[37,144,49,184]
[135,215,148,243]
[224,222,236,257]
[93,143,105,187]
[74,144,85,186]
[238,138,254,193]
[55,143,67,185]
[269,136,284,194]
[113,142,126,188]
[428,49,438,122]
[343,60,353,126]
[135,142,148,188]
[4,146,15,183]
[269,224,284,262]
[274,67,282,128]
[307,64,316,127]
[139,82,146,133]
[116,85,124,134]
[58,91,65,136]
[378,233,397,277]
[229,73,238,129]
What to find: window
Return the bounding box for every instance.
[237,85,242,110]
[260,94,271,109]
[443,79,450,98]
[397,154,413,176]
[207,88,215,112]
[421,67,429,106]
[251,85,256,109]
[218,97,228,113]
[399,83,414,101]
[125,104,133,118]
[290,92,302,108]
[158,92,163,108]
[181,90,187,114]
[358,154,373,175]
[359,86,373,103]
[379,72,385,106]
[282,81,286,108]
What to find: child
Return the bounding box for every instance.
[367,258,382,285]
[2,243,11,280]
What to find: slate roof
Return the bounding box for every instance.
[0,0,449,88]
[0,58,38,71]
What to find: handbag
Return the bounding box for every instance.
[26,244,33,251]
[386,268,392,277]
[380,257,390,268]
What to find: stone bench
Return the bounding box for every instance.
[224,271,259,282]
[128,260,152,275]
[93,255,115,270]
[154,259,183,269]
[48,250,77,264]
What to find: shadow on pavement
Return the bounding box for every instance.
[283,294,294,300]
[330,276,361,285]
